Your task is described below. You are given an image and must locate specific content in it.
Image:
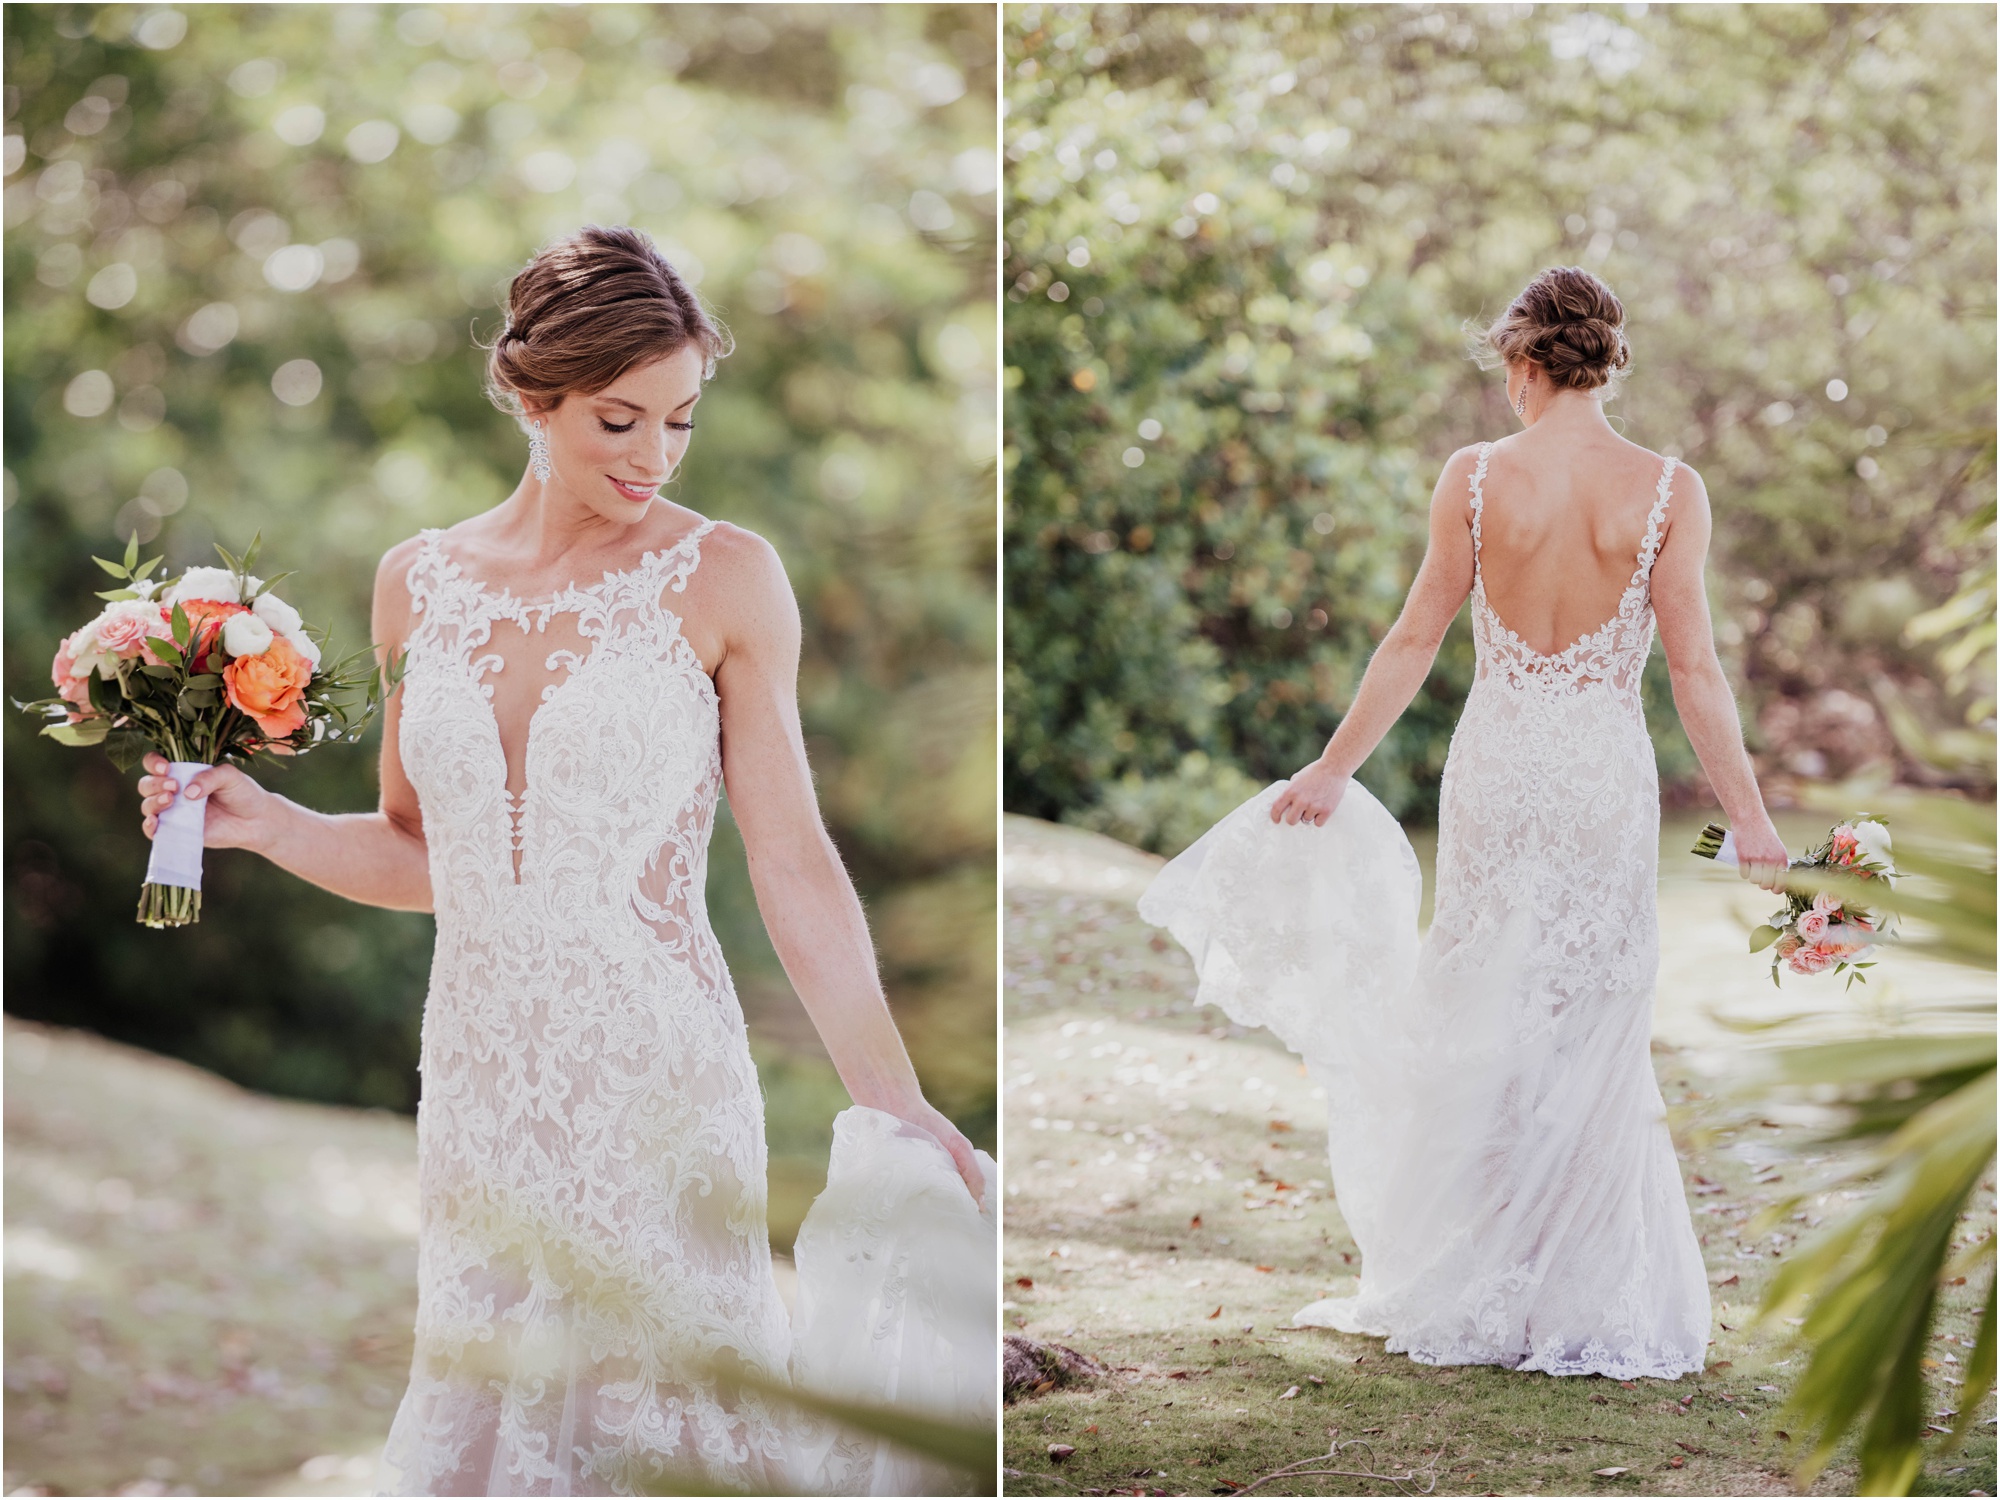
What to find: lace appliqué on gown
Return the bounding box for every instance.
[1141,445,1710,1381]
[378,525,997,1494]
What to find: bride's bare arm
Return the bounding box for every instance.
[1272,447,1481,825]
[135,540,434,912]
[1650,466,1788,889]
[705,528,983,1201]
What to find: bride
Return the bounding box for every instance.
[1142,266,1790,1380]
[136,226,991,1493]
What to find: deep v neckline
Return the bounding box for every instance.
[1467,442,1676,668]
[416,521,718,885]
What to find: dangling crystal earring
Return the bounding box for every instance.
[528,419,552,482]
[1513,368,1532,420]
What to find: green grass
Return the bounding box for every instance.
[1001,817,1997,1497]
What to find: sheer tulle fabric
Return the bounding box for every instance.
[1141,447,1709,1380]
[380,528,993,1495]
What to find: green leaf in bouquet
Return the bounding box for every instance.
[240,531,264,573]
[42,719,110,746]
[170,603,190,647]
[134,554,164,580]
[104,728,150,773]
[95,587,140,602]
[92,554,129,579]
[212,541,241,574]
[175,698,198,721]
[252,570,293,598]
[122,531,140,571]
[145,636,183,667]
[138,663,177,679]
[1749,924,1783,953]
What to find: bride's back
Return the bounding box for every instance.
[1475,428,1670,656]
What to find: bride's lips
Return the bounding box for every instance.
[607,476,658,502]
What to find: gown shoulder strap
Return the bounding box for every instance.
[1636,456,1678,579]
[1467,442,1495,566]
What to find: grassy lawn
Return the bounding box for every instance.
[1001,816,1996,1498]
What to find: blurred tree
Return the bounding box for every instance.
[1002,2,1995,849]
[3,4,997,1168]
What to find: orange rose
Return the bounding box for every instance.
[224,633,312,740]
[179,599,248,673]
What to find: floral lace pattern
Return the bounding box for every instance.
[378,522,795,1495]
[1142,444,1710,1381]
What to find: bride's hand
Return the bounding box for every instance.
[137,753,274,851]
[891,1098,985,1207]
[1270,759,1348,827]
[1732,817,1791,895]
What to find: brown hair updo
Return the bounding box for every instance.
[483,225,732,426]
[1475,265,1630,393]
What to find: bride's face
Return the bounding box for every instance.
[528,343,706,523]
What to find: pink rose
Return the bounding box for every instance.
[50,634,92,719]
[91,600,171,660]
[1775,931,1804,958]
[1830,827,1859,864]
[1811,891,1842,918]
[1796,910,1830,944]
[1788,946,1837,975]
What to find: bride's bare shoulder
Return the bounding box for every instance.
[682,517,793,613]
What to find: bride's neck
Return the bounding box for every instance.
[1526,388,1614,434]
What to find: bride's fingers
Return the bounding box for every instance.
[142,814,158,839]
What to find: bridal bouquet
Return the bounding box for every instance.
[19,533,395,927]
[1692,818,1895,986]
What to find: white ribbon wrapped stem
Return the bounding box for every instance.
[144,761,211,891]
[1711,830,1739,868]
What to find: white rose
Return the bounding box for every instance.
[167,566,246,605]
[221,612,275,658]
[282,627,322,670]
[252,591,303,636]
[1853,820,1893,874]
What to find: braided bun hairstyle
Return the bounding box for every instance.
[1475,266,1630,393]
[482,225,731,428]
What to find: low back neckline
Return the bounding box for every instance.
[1467,441,1676,666]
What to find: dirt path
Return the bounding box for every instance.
[4,1017,418,1496]
[1001,815,1995,1497]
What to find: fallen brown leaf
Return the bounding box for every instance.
[1207,1306,1222,1319]
[1254,1265,1275,1274]
[1048,1443,1076,1463]
[1016,1277,1034,1288]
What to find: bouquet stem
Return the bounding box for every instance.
[139,759,212,927]
[137,881,201,928]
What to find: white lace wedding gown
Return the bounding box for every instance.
[1141,444,1710,1379]
[377,523,995,1495]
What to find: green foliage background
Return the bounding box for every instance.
[1003,2,1996,850]
[3,2,998,1211]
